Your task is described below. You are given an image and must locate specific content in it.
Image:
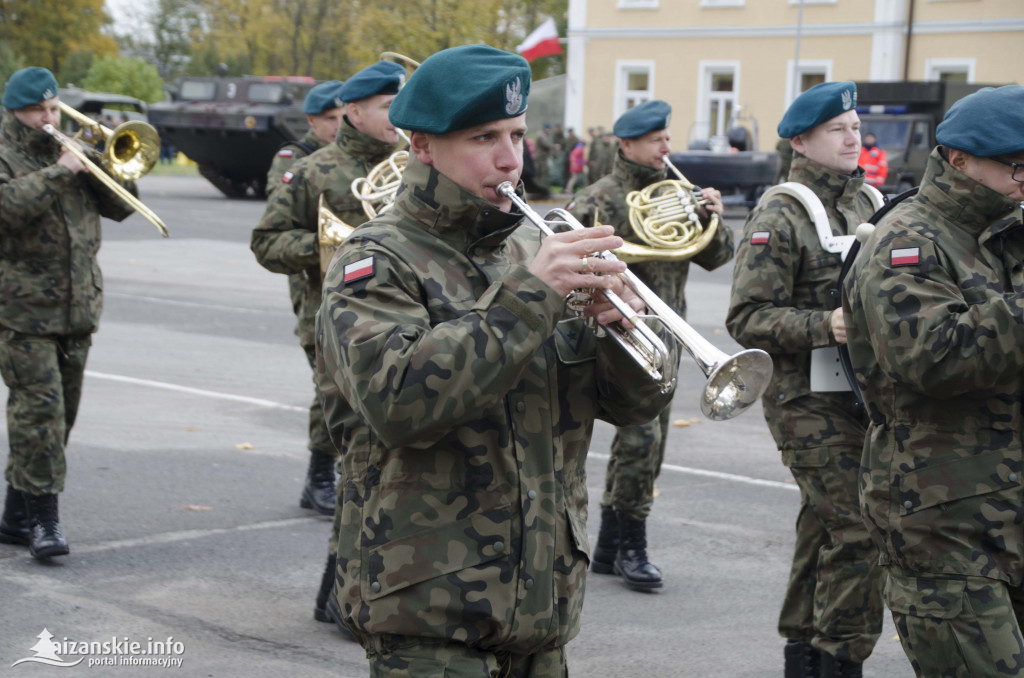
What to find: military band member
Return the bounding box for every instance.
[316,44,677,675]
[265,80,346,195]
[726,81,885,678]
[251,60,404,630]
[844,85,1024,678]
[568,100,730,591]
[265,80,346,420]
[0,67,139,560]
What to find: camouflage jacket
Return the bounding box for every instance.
[315,155,676,653]
[264,129,328,329]
[843,147,1024,583]
[0,109,136,336]
[567,150,734,316]
[726,154,875,451]
[265,129,326,198]
[251,117,396,346]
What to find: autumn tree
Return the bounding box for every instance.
[81,55,165,102]
[0,0,117,74]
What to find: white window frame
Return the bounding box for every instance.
[788,0,836,4]
[614,60,655,122]
[924,58,975,82]
[700,0,745,6]
[617,0,659,8]
[784,59,833,108]
[694,61,740,144]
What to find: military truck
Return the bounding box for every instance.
[148,75,316,198]
[855,80,994,194]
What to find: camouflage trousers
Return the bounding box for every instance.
[0,331,91,495]
[886,569,1024,677]
[601,400,672,521]
[365,636,567,678]
[779,495,829,642]
[301,342,337,459]
[781,444,885,663]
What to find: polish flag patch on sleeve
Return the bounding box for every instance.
[278,148,294,158]
[890,247,920,266]
[751,231,771,245]
[282,171,294,184]
[343,256,375,283]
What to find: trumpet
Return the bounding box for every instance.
[59,102,161,182]
[43,124,169,237]
[498,181,772,421]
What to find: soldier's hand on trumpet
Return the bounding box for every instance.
[57,139,89,174]
[527,225,646,326]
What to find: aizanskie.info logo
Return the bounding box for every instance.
[12,628,185,669]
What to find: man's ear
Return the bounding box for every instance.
[947,148,968,171]
[409,131,432,165]
[789,134,806,156]
[345,102,361,127]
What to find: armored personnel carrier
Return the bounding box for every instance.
[148,74,316,198]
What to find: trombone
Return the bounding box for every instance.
[497,181,773,421]
[42,103,168,236]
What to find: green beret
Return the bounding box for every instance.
[339,62,405,103]
[303,80,345,115]
[613,100,671,139]
[389,45,530,134]
[2,67,59,110]
[936,85,1024,157]
[777,81,858,139]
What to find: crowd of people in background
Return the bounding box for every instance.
[526,122,620,196]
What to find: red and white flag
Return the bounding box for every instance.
[516,18,562,62]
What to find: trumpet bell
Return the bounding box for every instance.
[106,121,161,181]
[702,348,774,421]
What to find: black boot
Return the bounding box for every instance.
[24,493,69,560]
[820,652,862,678]
[613,512,663,591]
[0,484,30,546]
[590,506,618,574]
[784,641,821,678]
[314,553,337,623]
[300,450,336,516]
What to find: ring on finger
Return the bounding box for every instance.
[580,256,590,273]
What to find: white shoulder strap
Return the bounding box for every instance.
[759,182,856,261]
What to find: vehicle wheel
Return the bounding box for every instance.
[198,164,250,199]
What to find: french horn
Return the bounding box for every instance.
[614,155,719,263]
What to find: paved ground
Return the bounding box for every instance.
[0,175,916,677]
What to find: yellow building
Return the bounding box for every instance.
[565,0,1024,151]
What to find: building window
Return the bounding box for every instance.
[924,58,975,82]
[785,60,832,107]
[614,61,655,122]
[617,0,659,8]
[694,61,740,146]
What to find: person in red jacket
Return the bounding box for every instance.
[858,132,888,188]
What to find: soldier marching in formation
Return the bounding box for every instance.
[844,85,1024,678]
[727,82,885,678]
[568,100,731,592]
[0,68,139,561]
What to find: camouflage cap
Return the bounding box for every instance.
[388,45,530,134]
[2,67,59,110]
[339,62,405,103]
[613,100,671,139]
[303,80,345,115]
[777,81,857,139]
[936,85,1024,157]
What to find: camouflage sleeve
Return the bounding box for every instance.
[690,215,735,272]
[0,162,79,234]
[266,149,300,198]
[84,168,139,222]
[726,203,834,353]
[319,242,566,449]
[250,169,319,275]
[850,231,1024,397]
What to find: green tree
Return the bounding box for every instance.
[57,50,94,88]
[0,0,118,73]
[0,42,26,100]
[81,55,165,102]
